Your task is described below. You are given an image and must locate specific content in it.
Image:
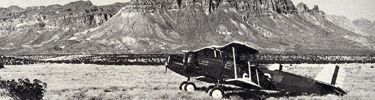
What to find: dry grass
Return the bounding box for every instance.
[277,64,375,100]
[0,63,373,99]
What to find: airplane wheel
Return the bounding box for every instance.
[209,87,224,98]
[207,88,214,95]
[179,82,188,90]
[205,86,214,93]
[184,83,196,92]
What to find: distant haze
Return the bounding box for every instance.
[1,0,374,21]
[292,0,375,21]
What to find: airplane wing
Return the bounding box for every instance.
[225,78,262,88]
[195,76,262,89]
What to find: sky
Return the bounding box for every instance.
[0,0,374,21]
[0,0,131,8]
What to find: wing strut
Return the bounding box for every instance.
[214,50,217,57]
[248,61,252,81]
[232,47,237,79]
[256,67,260,85]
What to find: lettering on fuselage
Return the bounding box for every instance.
[198,60,209,66]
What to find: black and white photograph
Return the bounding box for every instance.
[0,0,374,99]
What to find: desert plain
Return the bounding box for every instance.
[0,63,373,100]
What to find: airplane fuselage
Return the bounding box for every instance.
[166,54,346,95]
[165,42,346,98]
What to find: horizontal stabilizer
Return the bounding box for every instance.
[314,65,346,88]
[335,69,346,88]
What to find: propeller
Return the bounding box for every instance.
[165,56,170,74]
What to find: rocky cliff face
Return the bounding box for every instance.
[0,1,118,31]
[59,0,374,55]
[124,0,296,16]
[0,1,129,54]
[1,0,374,55]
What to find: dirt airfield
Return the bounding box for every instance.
[0,63,373,100]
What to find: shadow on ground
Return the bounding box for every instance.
[195,86,307,99]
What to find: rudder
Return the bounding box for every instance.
[314,65,346,88]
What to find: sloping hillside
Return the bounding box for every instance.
[1,0,374,55]
[64,0,374,55]
[0,1,129,55]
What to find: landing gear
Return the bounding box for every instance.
[179,82,187,90]
[179,78,225,98]
[185,82,196,91]
[205,86,215,93]
[179,81,196,91]
[209,87,224,98]
[207,79,226,98]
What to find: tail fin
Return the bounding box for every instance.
[268,64,283,71]
[314,65,346,88]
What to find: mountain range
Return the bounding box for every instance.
[0,0,374,55]
[327,15,375,37]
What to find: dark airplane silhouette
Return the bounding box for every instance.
[165,42,346,98]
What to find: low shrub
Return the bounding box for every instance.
[0,78,47,100]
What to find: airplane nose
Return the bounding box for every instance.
[165,56,170,65]
[165,56,170,73]
[165,55,186,75]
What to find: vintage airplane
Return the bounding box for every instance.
[165,42,346,98]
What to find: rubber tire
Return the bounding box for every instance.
[205,86,214,93]
[208,88,214,95]
[179,82,187,90]
[184,83,196,92]
[209,87,224,99]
